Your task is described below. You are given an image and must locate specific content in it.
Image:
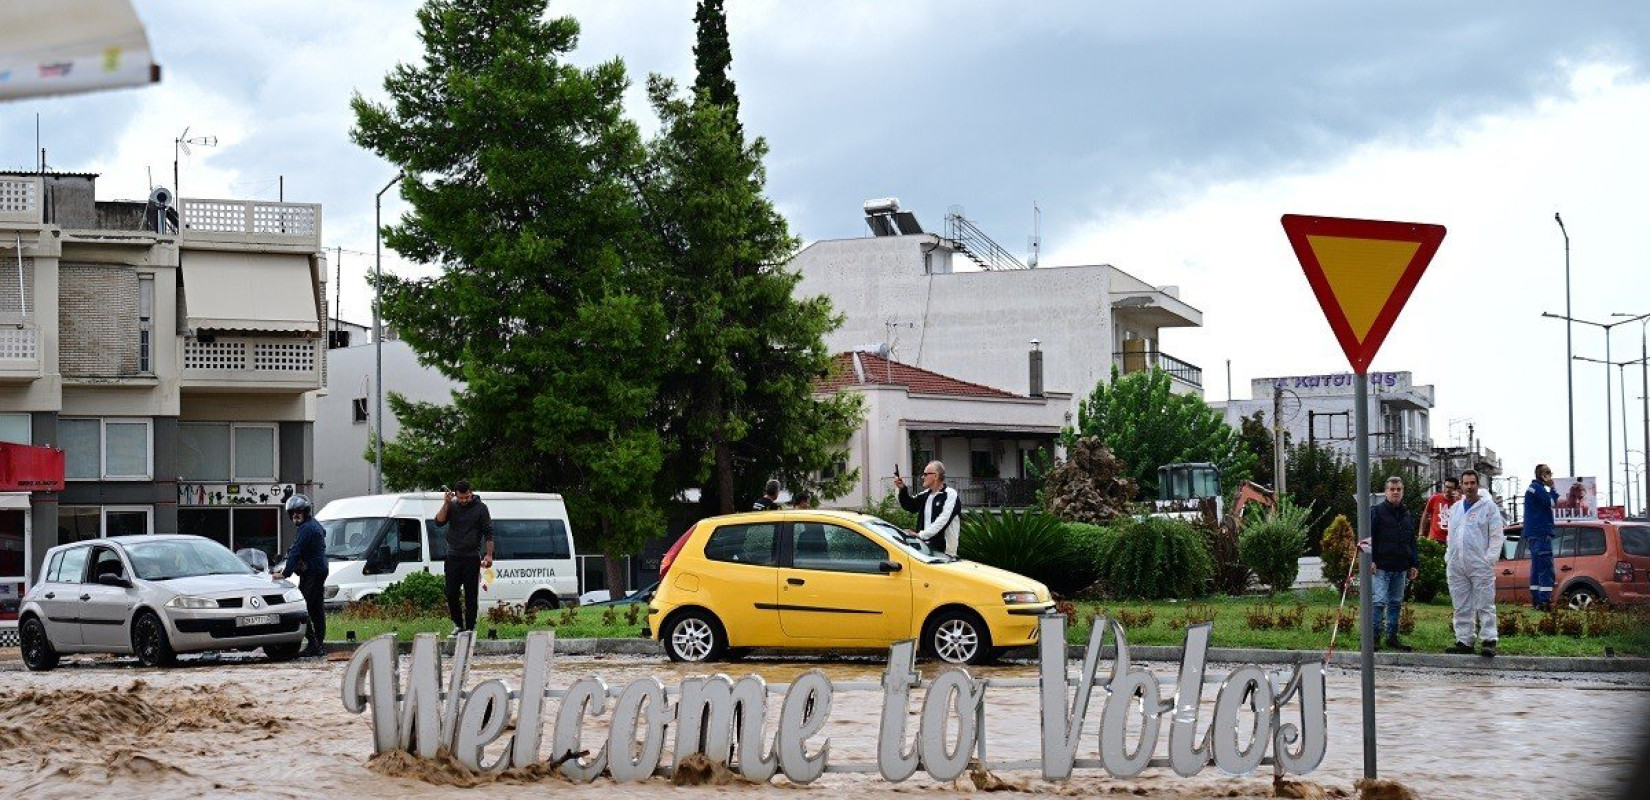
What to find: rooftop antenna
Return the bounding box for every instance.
[1028,201,1041,268]
[173,126,218,203]
[883,319,914,382]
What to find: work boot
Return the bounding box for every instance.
[1445,641,1475,655]
[1480,640,1498,658]
[1385,635,1413,652]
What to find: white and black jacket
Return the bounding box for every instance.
[899,485,962,556]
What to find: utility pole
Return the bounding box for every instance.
[1273,385,1287,495]
[1555,213,1574,475]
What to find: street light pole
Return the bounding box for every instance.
[1615,313,1650,516]
[1573,352,1616,507]
[373,172,404,495]
[1555,213,1574,475]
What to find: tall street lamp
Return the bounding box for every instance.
[1555,213,1573,474]
[373,172,405,495]
[1614,312,1649,517]
[1543,311,1650,499]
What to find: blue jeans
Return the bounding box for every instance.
[1371,568,1409,639]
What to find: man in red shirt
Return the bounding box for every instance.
[1418,477,1460,543]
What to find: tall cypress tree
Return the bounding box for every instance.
[692,0,739,126]
[351,0,668,593]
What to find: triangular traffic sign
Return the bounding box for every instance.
[1281,215,1445,373]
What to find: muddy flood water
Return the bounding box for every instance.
[0,650,1644,800]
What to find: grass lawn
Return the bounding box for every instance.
[326,590,1650,658]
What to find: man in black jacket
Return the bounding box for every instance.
[433,480,493,634]
[892,460,962,556]
[1367,476,1419,651]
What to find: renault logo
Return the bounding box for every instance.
[250,596,263,609]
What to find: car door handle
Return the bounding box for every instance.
[79,594,91,601]
[1502,569,1512,575]
[1560,565,1573,572]
[787,577,805,586]
[43,592,55,599]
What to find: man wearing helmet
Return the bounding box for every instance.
[275,493,328,658]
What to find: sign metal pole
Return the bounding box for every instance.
[1355,372,1375,778]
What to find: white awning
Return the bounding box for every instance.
[181,252,319,333]
[0,0,161,102]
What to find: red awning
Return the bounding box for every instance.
[0,441,64,492]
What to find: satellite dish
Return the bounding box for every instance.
[149,186,174,207]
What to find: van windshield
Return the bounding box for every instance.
[322,517,387,561]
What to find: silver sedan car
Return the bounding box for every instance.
[18,534,310,670]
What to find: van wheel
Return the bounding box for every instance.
[527,592,559,612]
[663,610,726,663]
[924,610,993,665]
[133,611,177,668]
[20,617,59,671]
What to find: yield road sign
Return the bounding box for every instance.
[1281,215,1445,373]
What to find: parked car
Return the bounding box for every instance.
[1495,520,1650,608]
[585,580,659,607]
[648,510,1054,665]
[18,534,310,670]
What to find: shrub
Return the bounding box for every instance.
[1239,498,1310,593]
[380,570,446,614]
[859,491,917,531]
[1167,603,1218,629]
[1115,607,1155,630]
[1202,518,1252,596]
[1043,436,1138,525]
[1319,515,1356,592]
[959,509,1094,596]
[1411,538,1447,603]
[1093,516,1213,600]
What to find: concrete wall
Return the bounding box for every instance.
[314,339,462,504]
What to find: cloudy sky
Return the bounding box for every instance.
[6,1,1649,504]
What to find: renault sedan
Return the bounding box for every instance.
[18,535,310,670]
[648,510,1054,665]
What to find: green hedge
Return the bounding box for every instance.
[1093,516,1213,600]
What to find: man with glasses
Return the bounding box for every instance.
[434,480,494,634]
[892,460,962,556]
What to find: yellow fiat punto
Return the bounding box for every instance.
[647,510,1054,664]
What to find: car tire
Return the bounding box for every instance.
[132,610,178,668]
[263,641,304,662]
[1563,584,1604,610]
[663,609,727,663]
[924,609,993,666]
[527,592,559,612]
[20,616,59,671]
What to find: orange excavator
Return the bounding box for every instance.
[1153,462,1275,532]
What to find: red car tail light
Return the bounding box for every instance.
[1615,561,1634,582]
[659,525,696,579]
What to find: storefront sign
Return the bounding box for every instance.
[178,482,297,507]
[1263,371,1407,394]
[1598,506,1625,522]
[0,442,65,492]
[341,617,1327,783]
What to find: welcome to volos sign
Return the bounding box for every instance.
[341,616,1327,783]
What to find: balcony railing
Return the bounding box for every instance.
[179,198,322,247]
[0,178,41,225]
[181,335,324,392]
[1112,349,1203,388]
[0,327,41,382]
[953,477,1039,509]
[1375,433,1433,459]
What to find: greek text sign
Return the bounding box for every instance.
[340,618,1327,782]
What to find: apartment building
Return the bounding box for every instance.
[0,172,327,609]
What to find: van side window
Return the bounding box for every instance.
[428,518,448,562]
[1554,527,1581,558]
[1621,527,1650,557]
[492,520,572,560]
[1574,527,1606,557]
[391,518,424,562]
[703,524,777,566]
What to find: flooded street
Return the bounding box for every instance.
[0,650,1643,800]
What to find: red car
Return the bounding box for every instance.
[1495,520,1650,608]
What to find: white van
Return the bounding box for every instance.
[313,492,578,612]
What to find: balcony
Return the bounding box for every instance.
[179,198,321,249]
[1112,348,1203,391]
[1375,433,1433,465]
[180,335,324,393]
[0,327,41,382]
[0,178,42,225]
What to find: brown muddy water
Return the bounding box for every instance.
[0,650,1642,800]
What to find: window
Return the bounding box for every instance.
[177,422,278,481]
[90,547,124,581]
[791,523,889,574]
[55,547,89,584]
[44,551,63,583]
[970,449,995,478]
[60,418,152,480]
[0,413,29,445]
[1575,527,1606,557]
[59,507,102,543]
[389,518,424,562]
[492,520,572,560]
[138,273,154,374]
[179,507,283,561]
[703,523,777,566]
[1554,527,1582,558]
[353,398,369,424]
[1620,526,1650,557]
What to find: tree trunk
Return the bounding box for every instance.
[603,544,630,602]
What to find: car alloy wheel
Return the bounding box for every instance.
[133,611,177,668]
[20,617,59,671]
[928,611,992,665]
[1564,585,1603,610]
[666,611,722,662]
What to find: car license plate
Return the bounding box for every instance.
[237,614,278,627]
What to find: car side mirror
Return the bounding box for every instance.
[879,560,903,574]
[97,572,131,588]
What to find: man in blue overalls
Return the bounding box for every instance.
[1523,464,1559,611]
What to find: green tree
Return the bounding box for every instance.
[1065,368,1255,499]
[351,0,668,595]
[639,2,860,514]
[1284,441,1356,550]
[1238,410,1276,489]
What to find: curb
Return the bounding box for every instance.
[319,637,1648,673]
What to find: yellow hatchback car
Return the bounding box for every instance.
[647,510,1054,665]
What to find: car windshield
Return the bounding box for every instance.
[127,539,255,581]
[860,516,956,563]
[322,517,387,561]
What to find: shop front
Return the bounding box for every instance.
[0,441,66,643]
[176,481,299,563]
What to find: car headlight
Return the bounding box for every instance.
[166,595,218,610]
[1002,591,1040,605]
[285,588,307,604]
[323,585,339,600]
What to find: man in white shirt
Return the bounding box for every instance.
[892,460,963,556]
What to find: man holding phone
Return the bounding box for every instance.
[893,460,962,556]
[433,480,494,634]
